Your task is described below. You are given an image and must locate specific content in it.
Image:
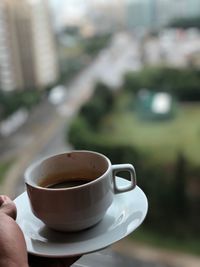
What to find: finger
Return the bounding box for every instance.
[0,195,17,220]
[0,196,4,206]
[0,195,12,204]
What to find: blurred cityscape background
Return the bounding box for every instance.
[0,0,200,266]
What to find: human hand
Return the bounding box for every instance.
[0,194,17,219]
[0,195,29,267]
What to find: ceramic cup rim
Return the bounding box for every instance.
[24,150,112,191]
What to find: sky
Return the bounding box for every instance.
[49,0,89,29]
[47,0,163,29]
[50,0,121,10]
[49,0,199,30]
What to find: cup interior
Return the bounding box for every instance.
[25,151,110,188]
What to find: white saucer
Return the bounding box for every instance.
[14,178,148,258]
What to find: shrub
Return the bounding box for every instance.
[79,82,114,130]
[123,67,200,101]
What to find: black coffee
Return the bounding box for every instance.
[39,178,92,189]
[47,179,91,189]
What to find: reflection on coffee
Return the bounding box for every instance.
[47,179,91,188]
[39,178,92,189]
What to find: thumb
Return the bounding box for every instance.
[0,195,17,220]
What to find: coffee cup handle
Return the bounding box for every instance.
[112,164,137,194]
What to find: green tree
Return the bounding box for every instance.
[124,67,200,101]
[169,16,200,29]
[79,82,114,130]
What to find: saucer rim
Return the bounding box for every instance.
[14,185,148,258]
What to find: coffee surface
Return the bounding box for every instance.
[46,179,91,189]
[39,177,92,189]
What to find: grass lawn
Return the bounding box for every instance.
[103,102,200,165]
[0,160,13,184]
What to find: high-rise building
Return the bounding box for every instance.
[126,0,153,29]
[88,0,126,33]
[186,0,200,17]
[126,0,200,30]
[29,0,59,88]
[0,0,23,91]
[0,0,58,92]
[156,0,200,26]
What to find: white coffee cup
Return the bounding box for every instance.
[25,150,137,232]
